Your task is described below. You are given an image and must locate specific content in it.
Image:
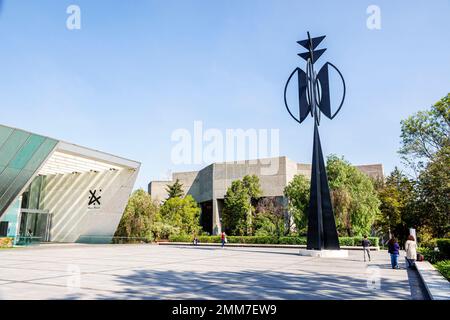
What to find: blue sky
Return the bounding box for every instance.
[0,0,449,189]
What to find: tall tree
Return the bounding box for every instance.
[159,195,201,236]
[394,94,450,239]
[222,175,262,236]
[254,197,285,237]
[222,180,251,235]
[326,155,381,236]
[399,93,450,174]
[375,168,415,243]
[115,189,159,241]
[165,179,184,199]
[283,174,310,235]
[415,146,450,237]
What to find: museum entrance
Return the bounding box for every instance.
[199,201,213,234]
[17,175,52,243]
[19,210,52,242]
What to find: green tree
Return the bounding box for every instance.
[254,197,285,237]
[393,94,450,239]
[327,155,381,236]
[415,146,450,237]
[375,168,415,242]
[165,179,184,199]
[399,93,450,173]
[222,180,251,235]
[160,195,201,236]
[222,175,262,236]
[283,174,310,235]
[114,189,159,242]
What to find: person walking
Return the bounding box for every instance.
[362,235,371,262]
[405,235,417,268]
[388,237,400,269]
[221,231,227,248]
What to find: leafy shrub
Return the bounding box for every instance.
[151,222,180,240]
[339,237,379,246]
[436,239,450,259]
[278,237,307,245]
[227,236,278,244]
[419,238,437,249]
[353,237,379,247]
[434,260,450,281]
[0,237,13,248]
[198,236,221,243]
[168,234,192,242]
[418,247,442,264]
[167,235,375,246]
[339,237,355,246]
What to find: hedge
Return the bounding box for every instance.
[436,239,450,259]
[417,247,442,264]
[434,260,450,281]
[339,237,379,247]
[168,235,378,246]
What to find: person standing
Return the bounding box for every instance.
[388,237,400,269]
[405,235,417,268]
[362,235,371,262]
[221,231,227,248]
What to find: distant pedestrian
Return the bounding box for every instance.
[26,229,33,244]
[405,235,417,268]
[221,232,227,248]
[362,235,371,262]
[388,237,400,269]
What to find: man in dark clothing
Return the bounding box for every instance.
[362,235,371,262]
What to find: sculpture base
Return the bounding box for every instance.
[299,249,348,258]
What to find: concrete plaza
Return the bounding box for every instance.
[0,244,426,300]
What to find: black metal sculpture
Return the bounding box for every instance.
[284,32,346,250]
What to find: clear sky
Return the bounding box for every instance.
[0,0,449,189]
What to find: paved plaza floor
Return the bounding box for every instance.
[0,244,427,300]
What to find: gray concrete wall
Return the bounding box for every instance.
[148,156,384,234]
[149,157,384,202]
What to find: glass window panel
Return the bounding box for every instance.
[0,125,14,148]
[0,167,21,196]
[9,135,45,169]
[0,130,30,166]
[0,138,58,219]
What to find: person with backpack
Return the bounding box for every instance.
[405,235,417,268]
[362,235,371,262]
[388,237,400,269]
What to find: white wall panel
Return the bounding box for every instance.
[40,168,139,243]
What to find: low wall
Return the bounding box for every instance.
[159,241,380,251]
[415,261,450,300]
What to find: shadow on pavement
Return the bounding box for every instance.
[88,267,411,300]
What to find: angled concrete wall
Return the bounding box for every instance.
[40,167,139,243]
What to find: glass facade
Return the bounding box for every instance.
[0,125,58,244]
[19,175,52,242]
[0,125,58,220]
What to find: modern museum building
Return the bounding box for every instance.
[0,124,140,244]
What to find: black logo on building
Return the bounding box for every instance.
[88,189,102,208]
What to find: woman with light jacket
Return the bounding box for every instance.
[405,235,417,268]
